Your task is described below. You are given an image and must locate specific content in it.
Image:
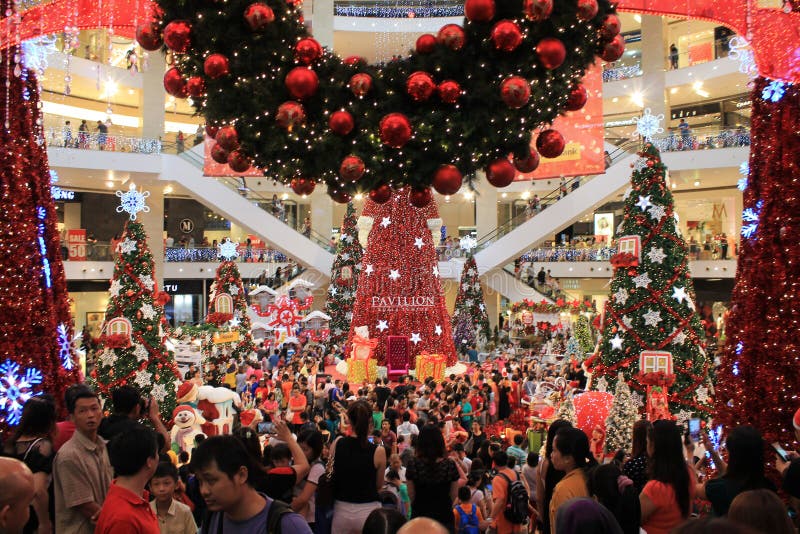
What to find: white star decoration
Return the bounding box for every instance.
[229,316,241,328]
[341,252,351,261]
[140,304,156,320]
[342,234,354,243]
[134,369,152,388]
[109,279,122,297]
[432,266,439,277]
[414,237,424,250]
[642,309,662,327]
[380,217,391,228]
[636,195,653,212]
[410,333,422,345]
[133,343,149,362]
[218,240,239,260]
[648,204,666,221]
[150,383,168,403]
[99,349,117,367]
[672,328,687,345]
[613,288,629,305]
[609,334,624,350]
[139,275,155,291]
[696,386,709,404]
[675,410,693,427]
[633,273,652,288]
[329,286,337,296]
[622,316,634,330]
[434,325,443,336]
[228,285,240,296]
[376,320,388,332]
[647,247,666,264]
[388,269,400,281]
[118,238,137,254]
[672,286,688,304]
[365,264,374,276]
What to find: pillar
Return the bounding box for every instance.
[311,0,334,50]
[138,187,165,285]
[639,16,669,121]
[474,171,498,241]
[139,53,166,140]
[310,188,333,243]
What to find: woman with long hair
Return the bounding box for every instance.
[331,400,387,534]
[549,426,598,532]
[728,489,795,534]
[292,430,325,530]
[588,462,641,534]
[536,419,572,534]
[640,420,695,534]
[622,419,652,494]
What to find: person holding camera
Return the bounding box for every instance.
[98,386,170,450]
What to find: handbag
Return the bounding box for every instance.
[316,437,339,508]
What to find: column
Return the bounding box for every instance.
[473,171,498,241]
[639,16,669,121]
[139,53,166,140]
[311,0,334,50]
[139,187,165,285]
[310,188,333,243]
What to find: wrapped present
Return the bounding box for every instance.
[351,333,378,361]
[347,356,378,383]
[415,352,446,381]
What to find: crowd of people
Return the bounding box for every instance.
[1,342,799,534]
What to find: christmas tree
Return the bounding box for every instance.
[575,315,594,355]
[346,189,457,365]
[326,203,362,348]
[715,79,800,449]
[604,373,639,454]
[202,243,257,385]
[93,205,181,421]
[451,254,491,352]
[556,395,577,425]
[590,142,712,424]
[0,36,79,429]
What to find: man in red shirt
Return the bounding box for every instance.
[95,424,160,533]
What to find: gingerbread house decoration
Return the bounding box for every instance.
[249,285,278,309]
[214,293,234,315]
[301,310,331,331]
[105,317,133,346]
[639,351,673,375]
[617,235,642,261]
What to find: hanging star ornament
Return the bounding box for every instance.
[133,343,149,362]
[636,195,653,212]
[413,237,424,250]
[410,333,422,345]
[613,287,629,305]
[671,328,687,345]
[229,316,241,328]
[647,247,666,264]
[99,349,117,367]
[365,264,374,276]
[109,279,122,297]
[434,325,443,336]
[642,309,662,327]
[116,183,151,221]
[218,240,239,260]
[432,265,439,277]
[117,237,137,254]
[376,320,388,332]
[696,386,710,404]
[388,269,400,281]
[633,273,652,288]
[672,286,688,304]
[380,217,391,228]
[648,204,666,221]
[139,274,155,291]
[609,333,624,350]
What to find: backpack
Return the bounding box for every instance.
[498,471,529,525]
[206,498,293,534]
[378,488,402,513]
[456,504,480,534]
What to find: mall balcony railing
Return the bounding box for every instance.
[519,246,617,263]
[652,126,750,152]
[165,246,289,263]
[333,0,463,16]
[602,64,643,82]
[45,127,163,154]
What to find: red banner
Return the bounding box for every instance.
[516,63,604,181]
[67,229,86,261]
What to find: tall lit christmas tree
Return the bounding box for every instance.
[93,187,181,421]
[715,79,800,449]
[604,373,639,454]
[346,189,457,365]
[590,142,712,424]
[0,34,79,429]
[451,254,490,352]
[326,203,362,348]
[202,242,256,385]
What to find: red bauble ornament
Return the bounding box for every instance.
[343,55,364,66]
[285,67,319,100]
[215,126,239,151]
[438,80,461,103]
[406,71,436,102]
[432,165,463,195]
[349,73,372,96]
[329,110,354,136]
[295,38,322,65]
[204,53,230,79]
[206,125,219,138]
[416,34,437,54]
[565,84,588,111]
[600,14,621,39]
[500,76,531,109]
[227,150,251,172]
[276,101,306,129]
[523,0,553,20]
[135,22,162,51]
[329,188,352,204]
[163,20,192,54]
[186,76,206,98]
[576,0,599,21]
[600,34,625,62]
[514,149,540,173]
[536,129,566,158]
[369,184,393,204]
[339,155,365,182]
[437,24,466,51]
[379,113,412,148]
[537,37,567,69]
[491,20,523,52]
[486,158,516,188]
[409,188,433,208]
[244,3,275,31]
[464,0,495,22]
[291,177,316,196]
[163,68,187,98]
[126,289,135,297]
[210,144,229,164]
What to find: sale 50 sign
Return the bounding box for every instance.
[67,229,87,261]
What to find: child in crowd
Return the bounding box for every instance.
[150,462,198,534]
[453,485,489,534]
[385,469,411,518]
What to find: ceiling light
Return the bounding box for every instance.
[281,193,288,200]
[501,192,507,198]
[694,180,700,187]
[671,182,677,189]
[612,97,619,103]
[105,180,114,188]
[670,87,679,95]
[127,89,135,95]
[521,191,530,200]
[633,14,641,22]
[164,185,173,194]
[631,91,644,108]
[463,191,473,200]
[354,193,363,201]
[102,80,119,97]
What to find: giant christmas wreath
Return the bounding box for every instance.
[143,0,622,203]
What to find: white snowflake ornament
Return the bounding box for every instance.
[139,275,155,291]
[647,247,666,264]
[642,309,662,327]
[117,238,137,254]
[99,349,117,368]
[109,279,122,297]
[0,359,43,426]
[633,108,665,140]
[150,383,168,403]
[696,386,710,404]
[218,240,239,260]
[140,304,156,320]
[116,184,151,221]
[633,273,652,288]
[613,287,629,305]
[133,343,149,362]
[134,369,153,389]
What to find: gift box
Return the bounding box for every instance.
[347,357,378,383]
[415,352,446,381]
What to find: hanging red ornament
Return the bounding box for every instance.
[536,129,566,158]
[206,125,219,138]
[565,84,588,111]
[244,3,275,31]
[432,165,463,195]
[600,34,625,62]
[210,144,229,164]
[126,290,135,297]
[500,76,531,109]
[329,110,355,136]
[514,149,540,173]
[537,37,567,69]
[600,14,621,40]
[204,53,230,79]
[215,126,239,151]
[437,24,466,51]
[576,0,599,21]
[369,184,393,204]
[438,80,462,104]
[285,67,319,100]
[465,0,495,22]
[228,150,252,172]
[163,20,192,54]
[491,20,523,52]
[416,34,437,54]
[523,0,553,20]
[409,188,433,208]
[276,101,306,130]
[186,76,206,98]
[339,155,366,182]
[349,73,372,96]
[295,38,322,65]
[406,72,436,102]
[343,55,365,66]
[329,188,352,204]
[291,177,316,196]
[379,113,413,148]
[163,68,187,98]
[486,158,516,188]
[135,22,162,51]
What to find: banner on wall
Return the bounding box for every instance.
[516,63,604,181]
[67,229,87,261]
[203,137,264,177]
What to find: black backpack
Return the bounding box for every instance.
[205,498,293,533]
[498,471,529,525]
